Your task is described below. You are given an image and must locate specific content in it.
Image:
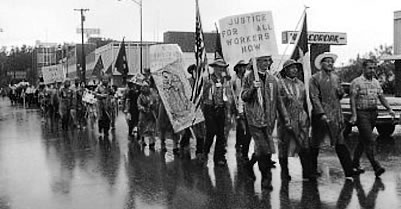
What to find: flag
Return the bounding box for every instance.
[290,12,312,117]
[92,55,104,78]
[191,0,208,109]
[105,64,113,75]
[214,23,224,60]
[115,39,129,76]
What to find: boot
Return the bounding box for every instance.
[258,156,273,190]
[267,154,276,168]
[310,148,321,177]
[299,149,315,181]
[335,144,355,178]
[279,157,291,181]
[249,153,257,166]
[245,154,257,180]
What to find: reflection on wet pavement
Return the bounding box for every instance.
[0,98,400,209]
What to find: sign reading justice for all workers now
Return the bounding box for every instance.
[219,11,279,67]
[150,44,204,133]
[42,64,65,84]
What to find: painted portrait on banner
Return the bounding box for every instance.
[150,44,204,133]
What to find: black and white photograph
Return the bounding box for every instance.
[0,0,401,208]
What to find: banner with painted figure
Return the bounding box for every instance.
[150,44,205,133]
[42,64,65,84]
[219,11,279,71]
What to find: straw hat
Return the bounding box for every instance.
[314,52,338,70]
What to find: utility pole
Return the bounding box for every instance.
[74,8,89,83]
[139,0,143,74]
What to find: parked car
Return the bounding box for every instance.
[340,82,401,137]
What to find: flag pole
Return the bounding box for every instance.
[276,7,309,73]
[252,57,264,108]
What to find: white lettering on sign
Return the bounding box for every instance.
[219,11,279,67]
[282,31,347,45]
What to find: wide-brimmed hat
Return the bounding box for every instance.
[209,58,229,68]
[280,59,303,77]
[234,60,249,72]
[314,52,338,70]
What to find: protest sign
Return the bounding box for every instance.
[42,64,65,84]
[150,44,204,133]
[82,90,97,104]
[219,11,279,67]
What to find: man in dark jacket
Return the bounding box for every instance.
[242,55,290,189]
[124,75,141,138]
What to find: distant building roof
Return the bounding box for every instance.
[163,31,218,53]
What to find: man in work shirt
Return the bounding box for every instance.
[232,60,252,161]
[349,59,395,177]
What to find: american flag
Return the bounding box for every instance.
[191,0,207,109]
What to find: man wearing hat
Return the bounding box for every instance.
[96,76,114,137]
[203,57,230,166]
[309,52,360,179]
[278,59,312,181]
[124,74,142,138]
[180,64,207,161]
[241,55,290,189]
[232,60,252,160]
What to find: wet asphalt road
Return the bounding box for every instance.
[0,98,401,209]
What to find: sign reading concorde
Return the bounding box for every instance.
[282,31,347,45]
[219,11,279,67]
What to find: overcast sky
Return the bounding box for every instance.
[0,0,400,65]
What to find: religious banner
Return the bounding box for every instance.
[150,44,204,133]
[42,64,65,84]
[218,11,279,68]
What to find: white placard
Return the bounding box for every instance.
[149,44,183,73]
[42,64,64,84]
[219,11,279,67]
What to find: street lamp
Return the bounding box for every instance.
[118,0,143,74]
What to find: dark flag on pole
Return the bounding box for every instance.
[214,23,224,60]
[115,39,129,76]
[92,55,104,78]
[191,0,208,109]
[290,11,312,117]
[290,13,308,64]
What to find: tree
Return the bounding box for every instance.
[0,45,33,87]
[338,44,395,94]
